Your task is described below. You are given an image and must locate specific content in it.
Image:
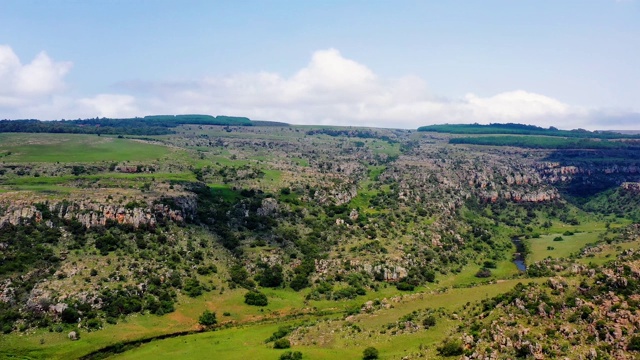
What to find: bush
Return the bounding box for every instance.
[437,339,463,356]
[475,268,492,278]
[196,264,218,275]
[184,278,204,298]
[266,326,293,342]
[86,318,102,331]
[363,346,379,359]
[273,338,291,349]
[255,264,284,288]
[244,291,268,306]
[482,260,497,269]
[553,236,564,242]
[198,310,217,327]
[280,351,302,360]
[61,307,80,324]
[628,336,640,351]
[422,315,436,329]
[396,282,415,291]
[290,274,309,291]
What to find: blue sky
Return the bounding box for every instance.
[0,0,638,129]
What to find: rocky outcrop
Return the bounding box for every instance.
[480,189,560,203]
[621,182,640,193]
[314,259,409,282]
[0,196,196,229]
[538,163,640,184]
[256,197,279,216]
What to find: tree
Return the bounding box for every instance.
[255,264,284,288]
[61,307,79,324]
[437,339,463,356]
[273,338,291,349]
[363,346,379,359]
[422,315,436,329]
[198,310,217,328]
[244,291,268,306]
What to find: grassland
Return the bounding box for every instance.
[0,133,169,163]
[526,232,602,263]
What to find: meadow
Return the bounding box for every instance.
[0,133,169,163]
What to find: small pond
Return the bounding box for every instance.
[511,237,526,271]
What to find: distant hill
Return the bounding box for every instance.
[418,123,640,140]
[0,115,288,135]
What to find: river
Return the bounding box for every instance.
[511,237,526,271]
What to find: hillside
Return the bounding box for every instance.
[0,122,639,359]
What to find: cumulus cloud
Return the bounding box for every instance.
[77,94,139,118]
[121,49,603,129]
[2,46,638,130]
[0,45,72,108]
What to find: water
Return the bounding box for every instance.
[511,237,526,271]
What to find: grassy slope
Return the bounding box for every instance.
[113,279,539,360]
[526,232,601,263]
[0,133,169,163]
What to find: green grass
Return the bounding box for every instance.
[290,157,309,167]
[577,239,640,266]
[0,172,197,193]
[527,232,602,263]
[110,277,543,360]
[0,133,170,163]
[209,184,240,202]
[0,262,538,360]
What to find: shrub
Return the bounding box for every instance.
[273,338,291,349]
[437,339,463,356]
[422,315,436,329]
[553,236,564,242]
[396,282,415,291]
[629,336,640,351]
[196,264,218,275]
[475,268,492,278]
[86,318,102,331]
[290,274,309,291]
[255,264,284,288]
[266,326,293,342]
[198,310,217,327]
[482,260,497,269]
[184,278,204,298]
[363,346,379,359]
[280,351,302,360]
[244,291,268,306]
[61,307,79,324]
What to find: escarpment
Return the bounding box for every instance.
[0,196,196,229]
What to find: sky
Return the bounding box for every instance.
[0,0,639,130]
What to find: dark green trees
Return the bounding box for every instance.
[198,310,217,328]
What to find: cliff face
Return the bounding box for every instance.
[0,196,197,229]
[537,163,640,184]
[479,189,560,203]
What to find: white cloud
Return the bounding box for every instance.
[77,94,139,118]
[2,46,638,130]
[0,45,72,109]
[123,49,601,129]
